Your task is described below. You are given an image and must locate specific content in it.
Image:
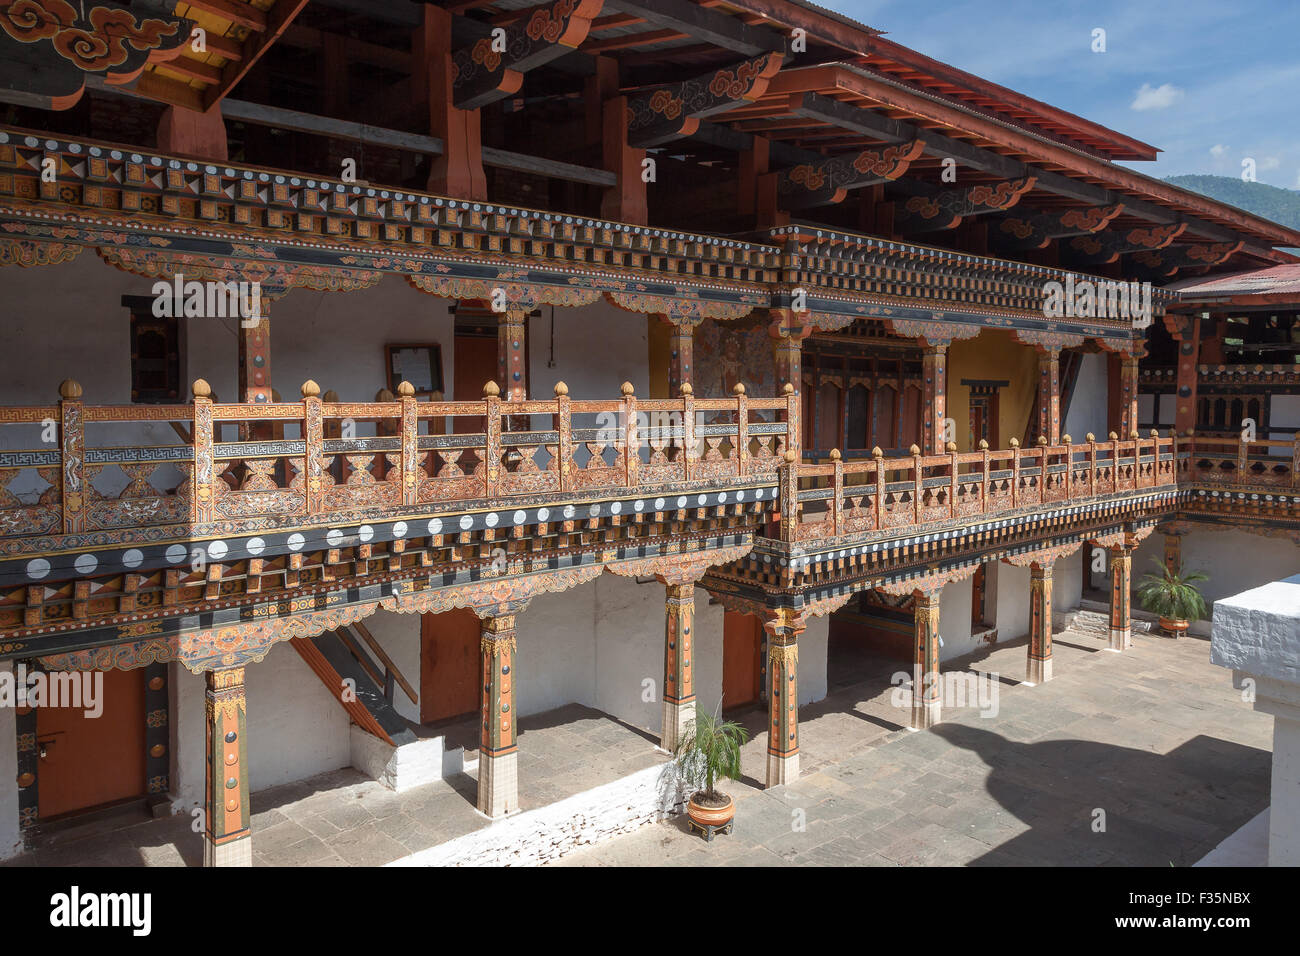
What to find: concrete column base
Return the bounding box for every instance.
[765,750,798,788]
[1026,657,1053,685]
[1109,625,1132,651]
[911,696,941,730]
[660,697,695,753]
[477,750,518,818]
[203,835,252,867]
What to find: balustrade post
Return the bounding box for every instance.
[1108,432,1119,493]
[830,448,843,536]
[979,439,990,515]
[1010,437,1021,508]
[1087,433,1097,496]
[483,381,502,498]
[398,381,419,506]
[781,382,799,462]
[910,444,923,522]
[1062,435,1073,500]
[947,441,958,519]
[621,382,639,488]
[1035,436,1048,505]
[779,449,798,542]
[872,446,885,531]
[734,382,749,478]
[1237,433,1249,477]
[554,382,571,493]
[302,381,324,515]
[57,379,85,534]
[192,379,215,524]
[681,383,696,482]
[1293,433,1300,490]
[1027,561,1054,684]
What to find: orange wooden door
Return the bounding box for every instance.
[722,611,762,709]
[36,667,146,820]
[420,609,482,723]
[452,334,498,434]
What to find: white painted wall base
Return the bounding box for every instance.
[348,725,467,793]
[800,615,829,706]
[0,663,20,860]
[388,759,685,866]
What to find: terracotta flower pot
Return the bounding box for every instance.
[1159,616,1189,637]
[687,792,735,837]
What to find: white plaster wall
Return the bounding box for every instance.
[937,574,975,661]
[243,642,351,791]
[169,662,205,817]
[996,560,1031,640]
[362,608,423,726]
[1134,528,1300,610]
[1137,394,1156,430]
[1063,352,1108,442]
[1053,551,1084,615]
[691,592,727,719]
[515,585,597,718]
[529,299,649,402]
[1271,394,1300,440]
[800,614,829,706]
[0,663,19,860]
[593,574,669,732]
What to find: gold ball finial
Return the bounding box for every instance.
[192,379,211,400]
[398,381,416,398]
[909,444,921,456]
[680,382,693,397]
[483,381,500,398]
[1150,429,1159,438]
[732,382,746,396]
[271,388,283,403]
[872,446,883,458]
[375,388,394,403]
[1129,430,1139,440]
[1108,431,1119,442]
[1062,434,1072,445]
[1009,437,1020,448]
[1037,435,1048,446]
[945,441,957,453]
[322,389,339,404]
[1086,432,1096,443]
[301,380,320,399]
[829,448,841,461]
[782,382,795,395]
[978,439,989,450]
[58,379,82,400]
[621,381,635,397]
[783,449,797,463]
[554,381,569,397]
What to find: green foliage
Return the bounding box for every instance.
[1135,558,1209,622]
[1165,175,1300,244]
[675,710,749,801]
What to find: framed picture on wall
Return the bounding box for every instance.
[385,343,444,397]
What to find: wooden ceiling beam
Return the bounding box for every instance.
[604,0,786,56]
[183,0,268,32]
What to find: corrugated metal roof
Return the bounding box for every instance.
[1172,264,1300,297]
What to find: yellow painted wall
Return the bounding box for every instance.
[946,330,1039,452]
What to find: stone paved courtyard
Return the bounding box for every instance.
[3,625,1271,867]
[554,629,1273,866]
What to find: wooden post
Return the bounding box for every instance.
[238,295,271,405]
[600,95,647,224]
[478,613,518,817]
[681,383,696,482]
[1036,346,1061,444]
[782,381,800,461]
[734,382,749,478]
[1108,543,1133,651]
[301,380,324,515]
[779,449,798,542]
[192,379,215,524]
[912,590,941,729]
[417,4,486,198]
[873,446,885,530]
[830,448,843,536]
[1027,561,1054,684]
[922,344,948,455]
[1174,315,1202,438]
[398,381,419,506]
[1010,437,1021,508]
[203,666,250,867]
[622,381,639,488]
[763,609,803,787]
[666,319,694,398]
[911,443,923,522]
[660,581,697,752]
[498,309,528,404]
[554,381,572,493]
[483,381,502,498]
[58,379,85,534]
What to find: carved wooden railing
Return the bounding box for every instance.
[1185,435,1300,490]
[781,433,1179,544]
[0,379,797,541]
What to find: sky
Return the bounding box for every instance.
[830,0,1300,190]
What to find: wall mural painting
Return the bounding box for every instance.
[694,316,775,399]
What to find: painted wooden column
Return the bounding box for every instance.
[1108,544,1133,651]
[57,379,85,535]
[660,582,696,752]
[1027,562,1054,684]
[1173,314,1202,438]
[204,666,251,867]
[478,613,519,817]
[666,319,694,398]
[600,95,648,224]
[922,344,948,455]
[238,296,271,405]
[770,313,808,458]
[417,4,486,199]
[1120,353,1140,439]
[498,309,528,403]
[1036,347,1061,445]
[763,610,803,788]
[912,590,942,729]
[1163,531,1182,576]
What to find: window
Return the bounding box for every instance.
[123,296,181,404]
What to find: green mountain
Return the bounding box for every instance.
[1164,174,1300,231]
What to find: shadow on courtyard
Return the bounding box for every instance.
[929,722,1270,866]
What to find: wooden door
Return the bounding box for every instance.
[452,334,497,434]
[722,611,762,709]
[36,667,146,820]
[971,564,987,628]
[420,609,482,723]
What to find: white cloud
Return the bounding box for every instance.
[1131,82,1184,111]
[1209,143,1230,157]
[1259,156,1282,170]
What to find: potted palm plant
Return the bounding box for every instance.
[675,710,748,841]
[1135,558,1209,637]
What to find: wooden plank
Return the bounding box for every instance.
[606,0,786,55]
